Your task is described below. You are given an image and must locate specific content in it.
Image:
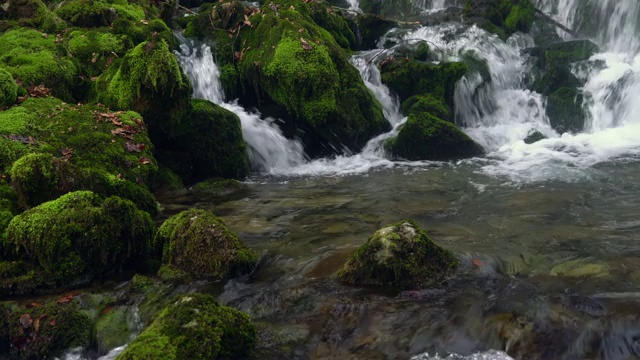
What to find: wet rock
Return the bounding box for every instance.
[337,220,459,290]
[116,293,256,360]
[463,0,536,39]
[524,130,546,144]
[154,208,257,279]
[550,257,609,278]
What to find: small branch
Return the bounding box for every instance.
[534,8,578,38]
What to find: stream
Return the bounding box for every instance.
[62,0,640,358]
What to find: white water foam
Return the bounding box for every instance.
[411,350,514,360]
[174,39,307,174]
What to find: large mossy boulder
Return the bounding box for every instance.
[116,293,256,360]
[0,0,66,33]
[385,112,485,160]
[186,0,389,157]
[0,97,159,212]
[156,99,249,183]
[337,220,459,289]
[154,208,257,279]
[5,300,92,359]
[0,68,18,108]
[545,87,585,134]
[0,28,79,101]
[2,191,155,292]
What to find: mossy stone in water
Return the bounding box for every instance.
[337,220,459,290]
[385,112,484,161]
[116,293,256,360]
[154,208,257,279]
[546,87,585,134]
[0,68,18,108]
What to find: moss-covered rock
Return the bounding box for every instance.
[385,112,485,161]
[402,95,451,122]
[359,0,420,17]
[0,97,159,210]
[154,208,257,279]
[187,0,389,157]
[337,220,459,289]
[545,87,585,134]
[0,68,18,108]
[355,14,396,50]
[94,37,192,146]
[116,293,256,360]
[524,130,545,144]
[0,0,66,33]
[463,0,535,38]
[95,306,136,353]
[54,0,150,28]
[4,191,155,286]
[0,28,79,101]
[380,58,468,107]
[157,99,249,183]
[7,300,92,359]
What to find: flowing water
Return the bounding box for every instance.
[71,1,640,359]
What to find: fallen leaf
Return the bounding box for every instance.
[124,141,145,152]
[19,314,33,329]
[472,258,484,268]
[300,37,312,50]
[139,156,151,165]
[25,302,42,309]
[140,19,149,25]
[33,317,40,333]
[27,84,52,98]
[50,318,57,326]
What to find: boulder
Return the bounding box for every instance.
[3,191,155,293]
[116,293,256,360]
[545,87,585,134]
[463,0,535,39]
[154,208,257,279]
[385,112,485,160]
[337,220,459,289]
[185,0,389,157]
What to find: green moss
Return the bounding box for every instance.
[504,2,535,34]
[95,307,135,352]
[66,28,128,72]
[337,220,459,290]
[546,87,585,134]
[3,0,66,33]
[0,28,79,101]
[55,0,148,27]
[402,95,451,122]
[154,208,257,279]
[95,38,192,140]
[524,130,546,144]
[7,300,92,359]
[5,191,155,281]
[10,153,59,208]
[532,65,581,96]
[161,99,249,182]
[0,68,18,108]
[116,293,256,360]
[194,0,388,155]
[385,112,484,161]
[543,40,600,69]
[356,14,395,50]
[380,59,468,106]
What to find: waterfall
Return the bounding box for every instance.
[174,38,307,174]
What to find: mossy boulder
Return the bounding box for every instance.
[355,14,396,50]
[116,293,256,360]
[524,130,545,144]
[0,28,79,101]
[4,191,155,288]
[0,68,18,108]
[154,208,257,279]
[359,0,420,17]
[402,94,451,122]
[0,97,159,211]
[463,0,535,38]
[380,58,468,108]
[94,306,136,353]
[0,0,66,33]
[94,37,192,143]
[385,112,485,160]
[187,0,389,157]
[337,220,459,289]
[54,0,150,28]
[6,300,91,359]
[156,99,249,183]
[545,87,585,134]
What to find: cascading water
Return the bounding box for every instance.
[174,37,307,174]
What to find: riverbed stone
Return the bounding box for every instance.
[154,208,257,279]
[116,293,256,360]
[337,220,459,289]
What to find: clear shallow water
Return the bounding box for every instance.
[153,157,640,358]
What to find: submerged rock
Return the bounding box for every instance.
[154,208,257,279]
[116,293,256,360]
[337,220,459,290]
